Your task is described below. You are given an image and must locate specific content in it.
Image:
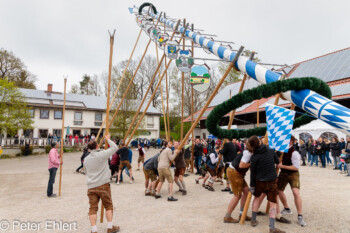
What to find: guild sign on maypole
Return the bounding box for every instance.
[165,41,179,59]
[190,64,211,92]
[176,50,194,73]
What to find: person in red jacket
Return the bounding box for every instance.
[47,142,62,197]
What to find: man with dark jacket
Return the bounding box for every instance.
[220,138,237,192]
[194,139,203,175]
[330,137,341,170]
[316,137,326,168]
[248,136,284,233]
[116,141,133,184]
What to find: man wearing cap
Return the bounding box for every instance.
[47,141,62,197]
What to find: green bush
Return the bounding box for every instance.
[63,148,74,153]
[45,145,51,153]
[20,146,33,156]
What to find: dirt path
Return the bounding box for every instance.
[0,149,349,233]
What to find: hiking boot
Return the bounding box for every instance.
[145,192,151,196]
[182,190,187,195]
[48,194,57,198]
[276,217,291,224]
[239,215,252,221]
[155,194,161,199]
[208,186,215,191]
[195,179,199,184]
[202,183,206,188]
[167,196,178,201]
[205,185,210,189]
[269,228,286,233]
[251,220,258,227]
[221,187,231,192]
[223,217,239,223]
[281,208,292,215]
[298,216,306,226]
[107,225,120,233]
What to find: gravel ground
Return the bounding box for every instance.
[0,148,349,233]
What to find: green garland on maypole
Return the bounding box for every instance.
[138,2,157,15]
[206,77,332,139]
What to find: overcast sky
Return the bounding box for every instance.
[1,0,349,92]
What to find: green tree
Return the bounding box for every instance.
[0,79,33,139]
[0,48,36,89]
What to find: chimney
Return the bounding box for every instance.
[47,84,53,92]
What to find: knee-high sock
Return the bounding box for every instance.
[175,180,183,190]
[181,180,186,191]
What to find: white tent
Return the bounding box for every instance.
[293,119,347,141]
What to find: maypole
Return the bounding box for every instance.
[58,78,67,197]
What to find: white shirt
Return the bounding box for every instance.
[291,150,301,169]
[209,153,219,164]
[241,150,253,163]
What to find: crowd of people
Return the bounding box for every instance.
[46,133,350,233]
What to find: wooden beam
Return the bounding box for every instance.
[58,78,67,197]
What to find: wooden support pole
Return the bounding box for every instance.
[123,20,184,143]
[177,46,244,151]
[95,28,143,141]
[165,55,170,141]
[155,43,168,140]
[191,38,194,173]
[126,57,173,145]
[58,78,67,197]
[101,30,115,223]
[181,18,186,141]
[98,38,153,147]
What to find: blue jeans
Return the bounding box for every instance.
[320,153,326,167]
[339,162,347,171]
[311,154,318,166]
[307,152,312,163]
[47,168,57,196]
[325,151,332,164]
[120,166,133,181]
[195,156,202,173]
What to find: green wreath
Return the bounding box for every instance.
[138,2,157,15]
[205,77,332,139]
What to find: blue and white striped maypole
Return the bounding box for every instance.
[133,6,350,134]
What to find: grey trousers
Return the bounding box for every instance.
[332,156,339,169]
[347,163,350,175]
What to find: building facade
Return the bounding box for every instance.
[17,84,161,141]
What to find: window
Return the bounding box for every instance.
[53,129,62,137]
[28,109,35,118]
[74,112,83,125]
[39,129,48,138]
[24,129,33,138]
[95,113,103,126]
[54,110,62,119]
[147,116,154,128]
[40,110,49,119]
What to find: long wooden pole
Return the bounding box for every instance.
[100,30,115,223]
[98,39,153,148]
[155,43,168,140]
[58,78,67,197]
[177,46,244,151]
[95,28,143,141]
[181,18,186,141]
[126,26,189,145]
[123,20,182,142]
[191,37,195,173]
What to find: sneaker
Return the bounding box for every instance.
[276,217,291,224]
[116,182,120,185]
[182,190,187,195]
[269,228,286,233]
[145,192,151,196]
[107,225,120,233]
[48,194,57,198]
[251,220,258,227]
[281,208,292,215]
[208,186,215,192]
[223,216,239,223]
[239,215,252,221]
[155,194,161,199]
[129,180,133,184]
[221,187,231,192]
[229,191,233,194]
[195,179,199,184]
[205,185,210,189]
[167,196,178,201]
[298,216,306,226]
[184,174,189,177]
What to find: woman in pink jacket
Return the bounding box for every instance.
[47,142,62,197]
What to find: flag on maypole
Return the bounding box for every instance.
[265,104,296,152]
